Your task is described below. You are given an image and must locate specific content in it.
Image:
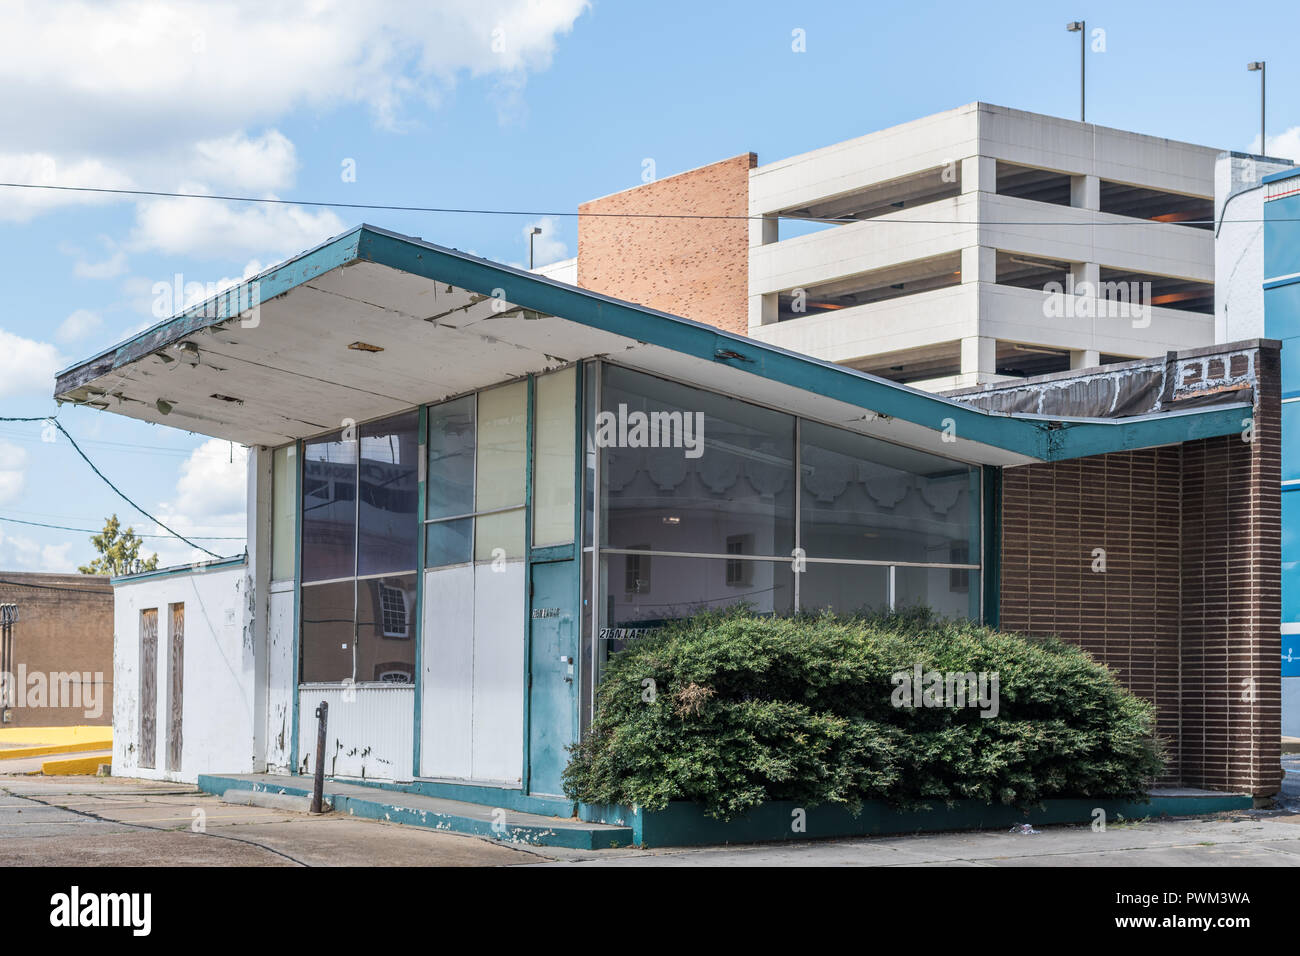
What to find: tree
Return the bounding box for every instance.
[79,514,160,576]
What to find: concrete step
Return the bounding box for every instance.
[198,773,633,850]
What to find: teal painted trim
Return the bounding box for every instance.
[982,465,1001,628]
[110,555,245,586]
[1263,167,1300,185]
[521,375,536,793]
[199,773,571,818]
[578,793,1253,848]
[529,543,575,563]
[1264,275,1300,290]
[196,774,629,849]
[57,224,1259,465]
[55,227,366,391]
[412,404,427,778]
[1039,404,1253,460]
[289,439,303,774]
[570,361,584,765]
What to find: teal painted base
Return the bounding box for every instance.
[198,772,1252,850]
[198,774,631,850]
[579,793,1255,848]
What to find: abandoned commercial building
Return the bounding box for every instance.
[54,225,1282,829]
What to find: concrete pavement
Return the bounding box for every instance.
[2,758,1297,866]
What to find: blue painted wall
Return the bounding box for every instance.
[1263,168,1300,736]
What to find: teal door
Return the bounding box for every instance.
[528,559,579,796]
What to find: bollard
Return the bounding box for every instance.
[310,700,328,814]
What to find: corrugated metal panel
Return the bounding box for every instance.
[296,684,413,780]
[1266,174,1300,202]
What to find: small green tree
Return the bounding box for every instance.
[79,514,160,576]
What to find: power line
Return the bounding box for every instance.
[0,416,222,559]
[0,515,244,541]
[0,179,1288,227]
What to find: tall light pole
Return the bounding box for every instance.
[528,226,542,269]
[1066,21,1086,122]
[1247,61,1266,153]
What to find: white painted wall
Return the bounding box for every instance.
[112,562,251,783]
[1214,152,1297,343]
[264,583,295,771]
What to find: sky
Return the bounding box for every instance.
[0,0,1296,573]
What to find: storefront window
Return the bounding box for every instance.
[424,382,528,567]
[587,362,984,706]
[299,411,418,684]
[599,365,795,558]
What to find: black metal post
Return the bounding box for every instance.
[310,700,328,813]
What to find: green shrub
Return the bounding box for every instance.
[563,608,1164,820]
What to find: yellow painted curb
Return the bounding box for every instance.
[41,754,111,776]
[0,740,113,760]
[0,725,112,746]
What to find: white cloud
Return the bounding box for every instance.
[56,309,103,343]
[0,1,588,171]
[191,130,298,192]
[146,439,248,566]
[1252,127,1300,164]
[0,329,65,399]
[0,152,132,222]
[0,529,71,573]
[130,194,346,261]
[522,216,568,267]
[0,441,28,504]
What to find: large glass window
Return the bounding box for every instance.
[271,444,297,581]
[533,367,577,548]
[424,382,528,568]
[585,363,983,712]
[799,418,980,568]
[299,411,419,684]
[599,365,795,558]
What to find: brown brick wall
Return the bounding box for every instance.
[0,573,114,727]
[577,153,755,335]
[999,347,1282,797]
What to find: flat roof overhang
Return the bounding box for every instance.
[54,225,1250,465]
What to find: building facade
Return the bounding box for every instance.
[0,572,113,728]
[57,226,1282,806]
[1263,166,1300,737]
[545,103,1225,392]
[110,558,249,782]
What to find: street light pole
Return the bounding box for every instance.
[528,226,542,270]
[1067,21,1086,122]
[1248,61,1266,153]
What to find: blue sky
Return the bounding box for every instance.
[0,0,1294,571]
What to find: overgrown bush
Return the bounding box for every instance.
[563,608,1164,820]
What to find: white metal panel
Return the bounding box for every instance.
[420,564,475,778]
[471,560,525,784]
[264,585,295,771]
[296,684,413,780]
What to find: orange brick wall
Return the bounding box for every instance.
[577,153,755,335]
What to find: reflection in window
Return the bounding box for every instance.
[356,574,416,683]
[800,419,979,565]
[299,412,419,684]
[600,365,795,558]
[358,412,419,577]
[301,430,357,583]
[424,383,528,567]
